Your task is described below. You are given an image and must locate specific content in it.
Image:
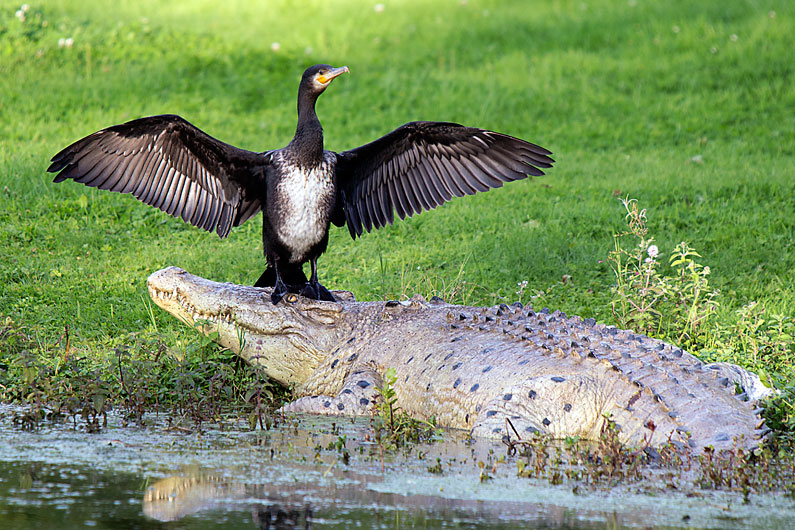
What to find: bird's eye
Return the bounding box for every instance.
[285,293,299,304]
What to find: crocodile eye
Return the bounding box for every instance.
[285,293,299,304]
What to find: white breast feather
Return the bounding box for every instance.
[275,153,335,261]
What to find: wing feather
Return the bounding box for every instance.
[335,121,554,238]
[48,114,266,238]
[416,157,449,204]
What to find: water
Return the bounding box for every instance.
[0,405,792,529]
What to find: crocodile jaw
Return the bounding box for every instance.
[146,266,346,386]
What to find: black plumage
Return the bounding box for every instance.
[48,64,555,303]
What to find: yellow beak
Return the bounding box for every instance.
[317,65,350,85]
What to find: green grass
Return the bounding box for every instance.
[1,0,793,406]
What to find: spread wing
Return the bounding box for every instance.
[48,114,266,238]
[333,121,554,238]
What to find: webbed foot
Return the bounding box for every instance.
[300,281,336,302]
[315,283,336,302]
[271,279,288,305]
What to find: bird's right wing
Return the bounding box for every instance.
[48,114,267,238]
[333,121,554,238]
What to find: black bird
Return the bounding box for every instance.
[48,64,554,304]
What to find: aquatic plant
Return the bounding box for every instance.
[369,367,443,451]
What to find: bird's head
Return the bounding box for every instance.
[301,64,349,95]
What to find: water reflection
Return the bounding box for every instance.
[140,470,587,529]
[143,474,246,521]
[252,504,312,530]
[0,405,793,529]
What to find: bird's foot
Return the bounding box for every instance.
[315,282,336,302]
[271,280,289,305]
[299,282,317,300]
[300,281,337,302]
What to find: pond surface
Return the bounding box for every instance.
[0,404,792,529]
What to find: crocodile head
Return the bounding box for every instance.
[147,266,351,386]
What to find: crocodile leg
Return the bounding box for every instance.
[280,365,382,416]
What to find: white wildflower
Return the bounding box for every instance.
[730,34,738,42]
[65,37,74,47]
[15,9,25,21]
[647,245,659,259]
[270,42,280,52]
[672,25,680,34]
[374,3,385,12]
[58,37,65,47]
[21,4,30,11]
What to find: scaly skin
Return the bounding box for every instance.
[147,267,770,449]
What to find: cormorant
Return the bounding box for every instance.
[48,64,554,304]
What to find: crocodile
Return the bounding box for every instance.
[147,266,770,450]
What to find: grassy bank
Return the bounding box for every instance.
[1,1,793,433]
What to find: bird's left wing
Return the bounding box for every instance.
[333,121,554,238]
